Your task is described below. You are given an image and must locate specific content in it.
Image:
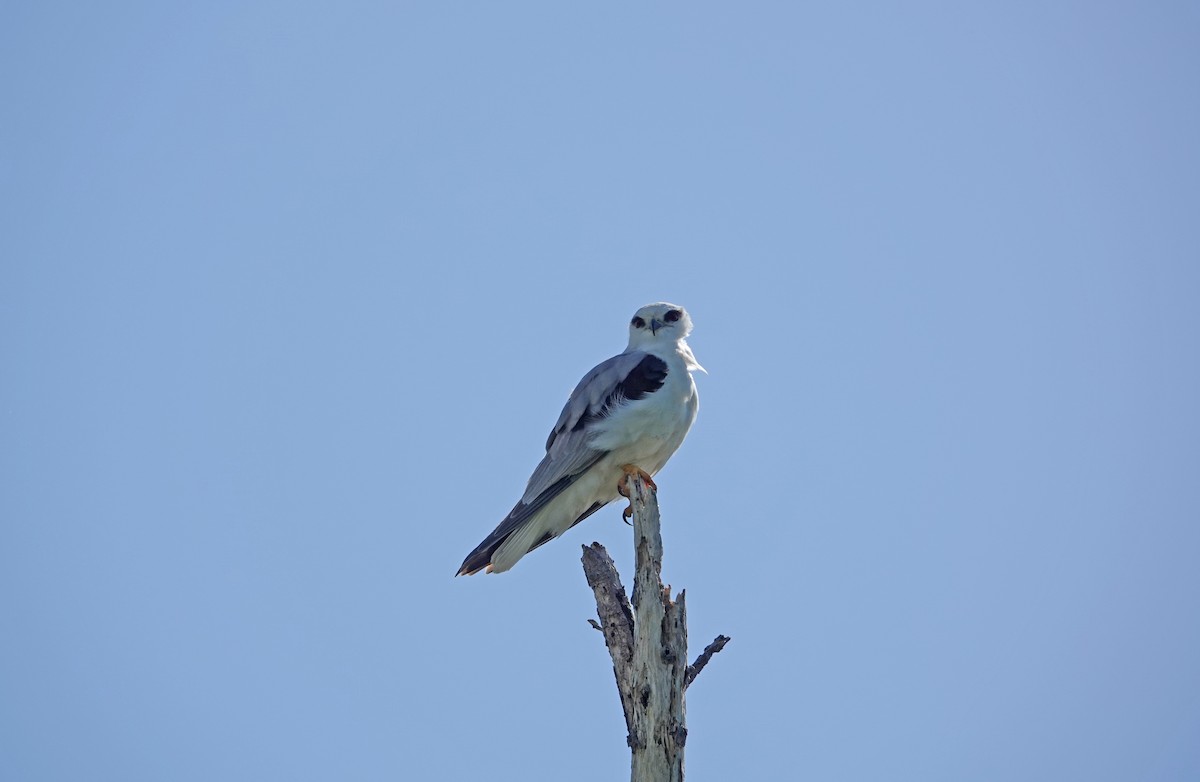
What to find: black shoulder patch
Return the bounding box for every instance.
[570,354,669,433]
[617,354,668,401]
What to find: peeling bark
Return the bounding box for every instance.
[581,474,729,782]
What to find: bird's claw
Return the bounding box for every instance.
[618,464,657,495]
[618,464,656,523]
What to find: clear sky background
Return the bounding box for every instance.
[3,3,1198,780]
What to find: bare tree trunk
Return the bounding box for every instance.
[582,473,730,782]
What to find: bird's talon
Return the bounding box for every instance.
[619,464,657,494]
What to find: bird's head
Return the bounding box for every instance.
[625,302,694,350]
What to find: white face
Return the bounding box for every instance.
[627,302,693,347]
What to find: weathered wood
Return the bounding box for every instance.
[685,635,731,690]
[627,474,687,782]
[582,474,729,782]
[582,542,637,743]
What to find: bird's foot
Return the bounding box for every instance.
[618,465,656,522]
[617,464,657,496]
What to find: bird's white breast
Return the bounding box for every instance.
[590,347,699,475]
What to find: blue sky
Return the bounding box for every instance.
[3,2,1198,780]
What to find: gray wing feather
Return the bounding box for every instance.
[523,351,648,501]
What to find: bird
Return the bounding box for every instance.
[456,302,704,576]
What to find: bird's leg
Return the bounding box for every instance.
[618,464,657,522]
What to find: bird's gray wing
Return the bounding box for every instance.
[524,350,668,500]
[455,351,669,576]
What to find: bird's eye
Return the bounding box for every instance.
[631,316,646,328]
[664,309,682,323]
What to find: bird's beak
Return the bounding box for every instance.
[650,318,664,335]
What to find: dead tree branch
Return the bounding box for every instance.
[684,635,731,689]
[581,473,730,782]
[582,541,637,741]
